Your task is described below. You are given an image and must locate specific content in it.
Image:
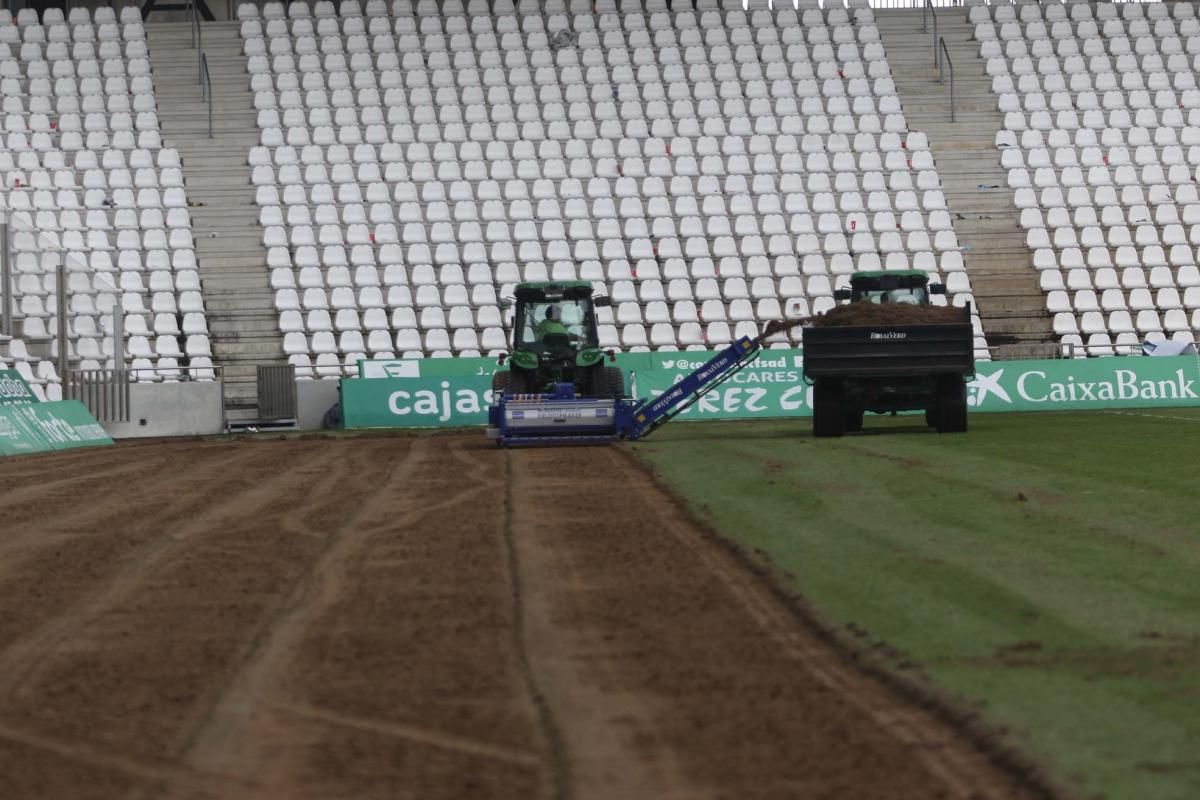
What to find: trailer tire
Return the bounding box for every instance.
[813,380,846,438]
[935,376,968,434]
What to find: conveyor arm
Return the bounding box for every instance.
[615,336,761,440]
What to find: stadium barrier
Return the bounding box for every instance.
[338,352,1200,429]
[0,369,112,456]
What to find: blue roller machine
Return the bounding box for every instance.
[487,335,764,447]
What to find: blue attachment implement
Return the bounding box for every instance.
[487,337,762,447]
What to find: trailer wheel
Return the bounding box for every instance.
[845,405,864,433]
[935,376,968,434]
[813,380,846,438]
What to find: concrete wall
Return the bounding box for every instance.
[100,381,226,439]
[296,379,340,430]
[90,379,340,437]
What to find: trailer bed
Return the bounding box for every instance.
[802,322,975,380]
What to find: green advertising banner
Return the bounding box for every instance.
[358,352,665,379]
[0,403,48,455]
[340,352,1200,430]
[346,352,662,427]
[0,400,113,456]
[342,372,495,428]
[0,369,38,406]
[358,358,493,379]
[625,350,809,421]
[964,355,1200,412]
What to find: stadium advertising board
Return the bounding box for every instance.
[342,370,494,428]
[340,352,1200,428]
[357,358,489,379]
[965,356,1200,411]
[0,400,113,457]
[0,369,38,406]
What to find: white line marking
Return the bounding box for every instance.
[1100,410,1200,423]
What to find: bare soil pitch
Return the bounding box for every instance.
[0,434,1036,799]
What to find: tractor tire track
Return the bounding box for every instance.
[0,444,275,675]
[0,440,374,798]
[502,444,1039,800]
[0,445,303,700]
[502,449,571,800]
[0,433,1046,800]
[160,436,549,800]
[162,437,430,799]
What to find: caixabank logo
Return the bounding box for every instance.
[968,363,1200,411]
[967,368,1012,408]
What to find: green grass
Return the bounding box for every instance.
[634,410,1200,800]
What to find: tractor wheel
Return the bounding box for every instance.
[924,407,939,429]
[812,380,846,438]
[499,368,535,395]
[845,404,864,433]
[572,367,594,397]
[935,376,968,434]
[601,366,626,399]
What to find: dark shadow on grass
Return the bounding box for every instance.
[850,423,942,437]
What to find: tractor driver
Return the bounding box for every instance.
[535,304,576,343]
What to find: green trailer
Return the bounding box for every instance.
[802,271,975,437]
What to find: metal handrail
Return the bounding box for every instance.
[201,52,213,138]
[65,368,131,422]
[938,36,956,123]
[930,1,939,66]
[190,0,199,50]
[66,365,227,426]
[0,223,10,338]
[194,0,204,85]
[923,0,939,45]
[1,204,127,378]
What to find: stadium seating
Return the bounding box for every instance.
[0,5,211,388]
[239,0,984,377]
[982,0,1200,356]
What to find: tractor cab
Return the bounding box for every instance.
[834,270,946,307]
[513,284,601,355]
[495,282,621,396]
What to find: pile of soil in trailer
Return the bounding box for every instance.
[810,303,965,327]
[758,303,964,341]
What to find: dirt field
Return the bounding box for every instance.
[0,434,1038,799]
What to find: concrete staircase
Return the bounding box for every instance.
[147,21,282,421]
[877,9,1055,356]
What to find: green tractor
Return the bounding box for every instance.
[491,281,626,398]
[831,269,947,305]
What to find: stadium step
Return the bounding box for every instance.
[149,20,285,419]
[877,9,1054,354]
